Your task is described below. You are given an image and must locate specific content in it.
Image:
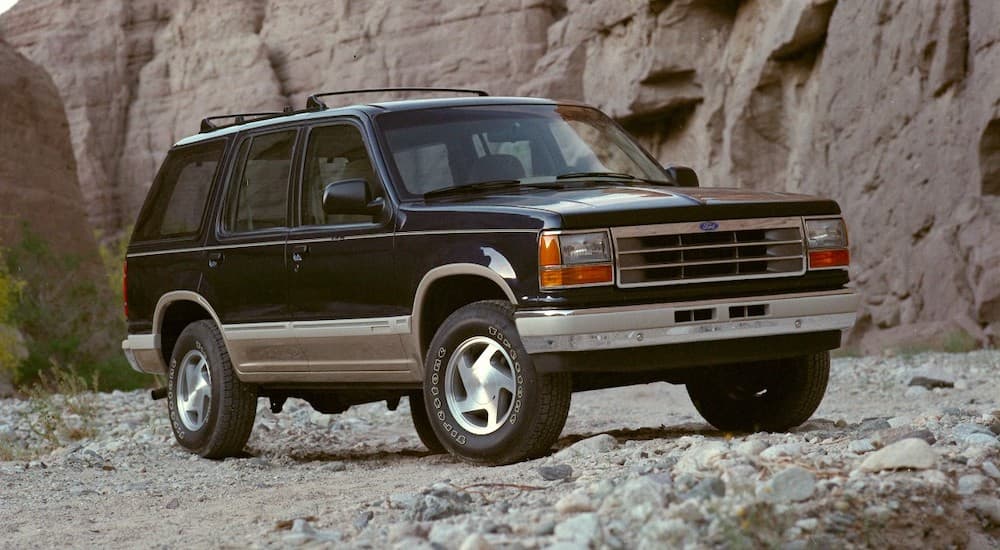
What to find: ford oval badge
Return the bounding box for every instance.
[699,221,719,231]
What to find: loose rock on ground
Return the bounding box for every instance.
[1,350,999,548]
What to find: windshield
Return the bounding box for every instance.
[375,104,670,199]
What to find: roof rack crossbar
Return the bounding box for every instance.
[199,111,289,133]
[306,87,489,110]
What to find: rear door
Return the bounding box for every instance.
[287,120,413,379]
[128,139,227,334]
[201,128,303,375]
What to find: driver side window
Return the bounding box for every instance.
[302,124,381,226]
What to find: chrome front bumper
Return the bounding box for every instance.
[514,289,859,354]
[121,334,166,374]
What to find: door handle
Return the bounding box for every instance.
[291,244,309,262]
[207,251,224,268]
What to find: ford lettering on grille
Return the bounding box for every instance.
[699,221,719,231]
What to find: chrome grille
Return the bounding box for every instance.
[612,217,806,287]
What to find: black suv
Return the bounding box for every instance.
[123,89,857,465]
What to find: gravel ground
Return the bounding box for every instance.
[1,351,999,549]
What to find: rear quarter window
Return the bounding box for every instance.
[133,140,226,242]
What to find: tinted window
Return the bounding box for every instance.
[378,105,669,198]
[222,130,296,233]
[301,125,380,226]
[392,142,453,192]
[133,140,225,241]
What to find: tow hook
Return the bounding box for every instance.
[150,387,168,400]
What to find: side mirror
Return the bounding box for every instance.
[665,165,699,187]
[322,179,383,216]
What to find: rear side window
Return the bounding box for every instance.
[222,130,297,233]
[133,140,225,241]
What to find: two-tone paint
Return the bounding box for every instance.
[123,97,857,391]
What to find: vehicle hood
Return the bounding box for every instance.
[412,184,841,229]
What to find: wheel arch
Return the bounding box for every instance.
[153,291,227,367]
[411,264,517,360]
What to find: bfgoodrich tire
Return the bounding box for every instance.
[423,300,571,465]
[686,351,830,432]
[167,320,257,458]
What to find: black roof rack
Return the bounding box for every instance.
[199,108,295,133]
[305,87,489,110]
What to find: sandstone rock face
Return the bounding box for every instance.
[0,39,101,263]
[2,0,999,349]
[0,39,105,394]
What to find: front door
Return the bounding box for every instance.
[287,122,412,379]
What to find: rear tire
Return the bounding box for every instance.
[423,300,572,465]
[167,320,257,458]
[686,351,830,432]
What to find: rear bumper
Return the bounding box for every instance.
[514,289,858,354]
[121,334,166,375]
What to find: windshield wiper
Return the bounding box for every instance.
[556,171,676,186]
[423,179,524,199]
[556,171,642,181]
[423,179,570,199]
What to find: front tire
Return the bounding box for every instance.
[423,301,572,465]
[408,392,445,454]
[167,320,257,458]
[685,351,830,432]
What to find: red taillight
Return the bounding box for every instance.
[122,260,128,319]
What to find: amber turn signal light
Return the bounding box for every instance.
[808,249,850,269]
[539,234,561,266]
[540,264,614,288]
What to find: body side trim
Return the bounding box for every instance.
[221,315,412,339]
[127,230,538,257]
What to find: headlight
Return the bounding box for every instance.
[555,232,611,264]
[539,230,614,288]
[805,218,848,249]
[804,218,850,269]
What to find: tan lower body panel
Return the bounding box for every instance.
[236,370,421,384]
[223,318,422,385]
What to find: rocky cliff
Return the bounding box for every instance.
[1,0,998,350]
[0,38,105,394]
[0,38,101,269]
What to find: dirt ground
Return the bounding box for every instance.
[1,351,999,548]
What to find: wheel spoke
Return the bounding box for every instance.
[195,386,210,421]
[192,384,210,407]
[470,342,502,376]
[456,352,480,394]
[454,395,482,414]
[484,366,516,394]
[185,361,200,392]
[483,398,499,429]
